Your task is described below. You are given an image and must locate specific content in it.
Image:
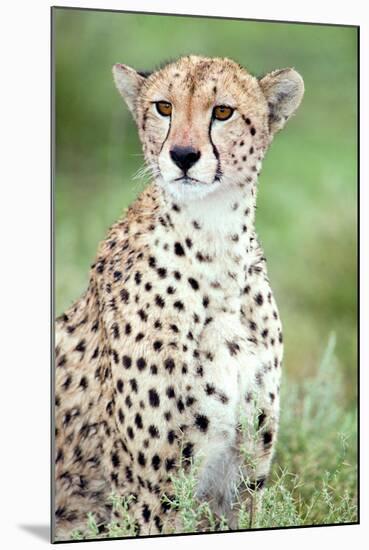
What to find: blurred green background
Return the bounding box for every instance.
[54,9,357,408]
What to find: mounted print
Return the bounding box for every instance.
[52,6,359,543]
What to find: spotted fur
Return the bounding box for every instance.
[54,55,304,539]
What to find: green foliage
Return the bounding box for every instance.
[273,335,357,525]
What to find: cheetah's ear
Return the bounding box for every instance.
[112,63,147,118]
[259,68,304,135]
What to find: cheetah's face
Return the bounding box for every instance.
[113,56,304,202]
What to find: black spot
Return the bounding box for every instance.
[226,340,240,356]
[120,289,130,304]
[182,442,194,460]
[250,127,256,136]
[154,515,163,532]
[142,504,151,523]
[135,271,142,285]
[57,354,67,367]
[157,267,167,278]
[195,414,209,432]
[153,340,163,351]
[258,411,267,429]
[122,355,132,369]
[125,466,133,482]
[202,296,209,308]
[263,431,273,446]
[137,309,148,322]
[205,383,216,395]
[185,396,196,407]
[79,376,88,390]
[155,295,165,308]
[152,454,161,470]
[185,238,193,248]
[164,357,175,373]
[165,458,176,471]
[75,340,86,353]
[137,357,147,371]
[63,375,72,390]
[111,452,120,468]
[261,329,269,338]
[148,388,160,407]
[174,300,185,311]
[135,413,143,429]
[129,378,138,393]
[167,430,176,444]
[255,293,264,306]
[55,448,64,463]
[135,332,144,342]
[113,270,122,282]
[188,277,199,290]
[116,379,124,393]
[166,386,175,398]
[148,425,160,438]
[219,392,229,404]
[174,242,185,256]
[138,452,146,466]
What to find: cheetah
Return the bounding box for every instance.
[54,55,304,540]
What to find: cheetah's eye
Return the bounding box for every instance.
[155,101,172,117]
[213,105,234,121]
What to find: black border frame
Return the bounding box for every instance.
[50,5,360,544]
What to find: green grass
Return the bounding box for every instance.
[63,335,357,540]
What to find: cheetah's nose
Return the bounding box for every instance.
[170,146,201,173]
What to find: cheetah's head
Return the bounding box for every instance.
[113,55,304,202]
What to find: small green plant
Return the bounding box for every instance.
[161,452,228,533]
[106,493,138,537]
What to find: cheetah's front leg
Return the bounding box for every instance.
[192,309,280,529]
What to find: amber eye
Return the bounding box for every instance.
[155,101,172,117]
[213,105,234,121]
